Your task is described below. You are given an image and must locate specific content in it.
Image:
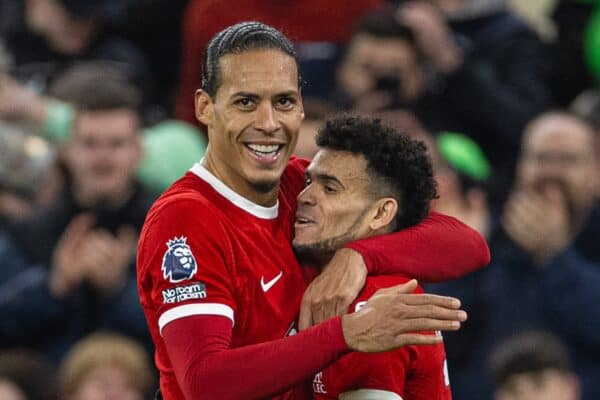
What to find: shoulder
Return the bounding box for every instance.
[138,176,230,264]
[145,174,223,225]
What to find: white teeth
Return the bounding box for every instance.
[247,144,280,153]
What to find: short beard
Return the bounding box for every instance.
[293,209,369,267]
[250,180,278,194]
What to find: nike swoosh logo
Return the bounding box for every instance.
[261,271,283,292]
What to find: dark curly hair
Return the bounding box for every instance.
[316,115,438,230]
[202,21,300,98]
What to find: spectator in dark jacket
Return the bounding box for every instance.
[0,0,153,111]
[1,69,157,360]
[336,1,551,185]
[429,111,600,400]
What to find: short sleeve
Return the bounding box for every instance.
[137,198,236,335]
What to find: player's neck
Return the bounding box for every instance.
[201,153,279,207]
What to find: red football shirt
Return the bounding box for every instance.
[312,276,452,400]
[137,160,308,399]
[137,157,487,399]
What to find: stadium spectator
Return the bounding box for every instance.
[0,63,207,192]
[0,123,58,284]
[0,350,58,400]
[432,132,492,237]
[295,115,451,399]
[59,332,154,400]
[336,1,550,184]
[174,0,383,125]
[489,332,581,400]
[0,0,153,104]
[3,70,156,360]
[430,111,600,399]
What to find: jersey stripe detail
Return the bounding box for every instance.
[158,303,234,334]
[190,162,279,219]
[339,389,403,400]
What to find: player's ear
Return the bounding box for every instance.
[369,197,398,231]
[195,89,214,126]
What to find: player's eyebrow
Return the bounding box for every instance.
[231,92,260,99]
[316,172,345,189]
[274,90,299,98]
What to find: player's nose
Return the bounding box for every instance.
[254,103,280,134]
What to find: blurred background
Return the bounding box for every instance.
[0,0,598,399]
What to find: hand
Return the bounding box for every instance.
[342,280,467,352]
[0,73,48,123]
[50,214,95,297]
[83,226,137,293]
[299,248,367,330]
[502,186,572,265]
[396,2,462,73]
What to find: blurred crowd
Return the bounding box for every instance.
[0,0,598,399]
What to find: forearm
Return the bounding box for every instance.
[346,212,490,282]
[164,315,348,400]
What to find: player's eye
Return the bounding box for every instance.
[235,98,255,109]
[304,176,312,187]
[324,185,337,194]
[276,96,295,110]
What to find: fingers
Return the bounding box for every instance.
[395,279,418,294]
[310,292,349,325]
[60,213,95,248]
[400,292,461,309]
[298,295,313,331]
[395,333,443,347]
[302,248,368,327]
[399,317,462,334]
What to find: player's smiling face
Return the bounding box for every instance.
[293,149,376,260]
[197,49,304,204]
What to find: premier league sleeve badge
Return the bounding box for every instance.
[162,236,198,283]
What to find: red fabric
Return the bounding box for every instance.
[137,159,310,400]
[137,157,486,399]
[346,211,491,282]
[175,0,382,124]
[312,276,452,399]
[163,315,347,400]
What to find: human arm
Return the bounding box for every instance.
[163,281,465,400]
[346,211,490,279]
[397,3,550,147]
[284,158,490,280]
[299,213,488,327]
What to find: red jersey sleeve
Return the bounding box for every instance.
[345,212,490,282]
[164,315,348,400]
[138,197,237,334]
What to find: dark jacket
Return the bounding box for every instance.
[1,182,157,360]
[428,227,600,400]
[421,11,552,177]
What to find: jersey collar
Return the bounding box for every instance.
[189,162,279,220]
